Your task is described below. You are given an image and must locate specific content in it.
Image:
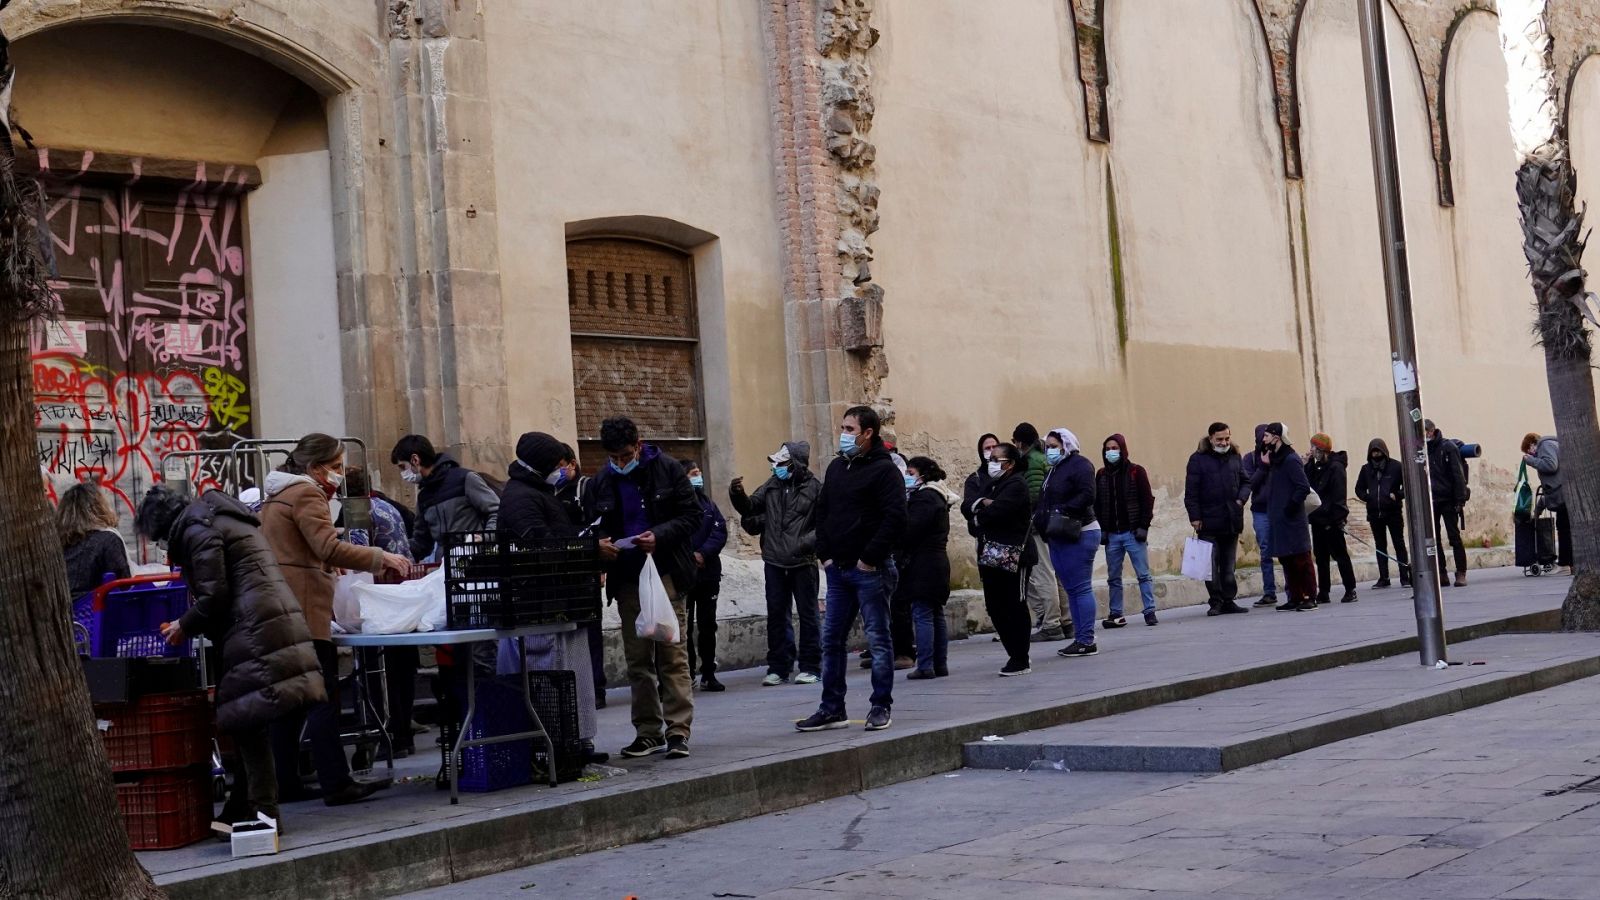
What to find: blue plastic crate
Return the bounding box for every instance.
[456,676,533,793]
[73,575,192,659]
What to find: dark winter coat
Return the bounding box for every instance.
[731,442,821,568]
[1184,445,1246,536]
[555,474,591,529]
[1250,443,1313,557]
[689,489,728,584]
[1426,432,1469,510]
[1305,450,1350,527]
[1525,435,1563,510]
[814,444,908,570]
[1033,453,1097,537]
[973,468,1036,568]
[168,491,324,734]
[499,465,579,543]
[410,454,501,561]
[895,485,953,605]
[63,530,130,597]
[1354,439,1405,523]
[1239,424,1272,510]
[1094,435,1154,535]
[586,443,703,593]
[961,467,991,540]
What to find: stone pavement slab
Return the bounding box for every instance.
[962,631,1600,772]
[150,566,1567,899]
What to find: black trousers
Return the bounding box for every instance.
[1435,505,1468,580]
[1200,531,1239,609]
[979,566,1030,668]
[1371,516,1410,582]
[765,563,821,677]
[271,639,352,797]
[360,646,419,752]
[586,621,607,697]
[685,577,721,678]
[1556,506,1574,567]
[1312,523,1355,598]
[891,585,916,660]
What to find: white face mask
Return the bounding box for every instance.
[1212,443,1230,454]
[400,466,422,484]
[987,461,1003,478]
[324,471,345,489]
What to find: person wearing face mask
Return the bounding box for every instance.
[1095,434,1158,628]
[260,433,409,805]
[1035,428,1101,657]
[1355,438,1409,588]
[961,433,1002,541]
[970,443,1037,674]
[730,441,823,687]
[1249,423,1319,612]
[1183,422,1251,616]
[677,459,729,692]
[389,434,501,563]
[1305,434,1357,604]
[796,406,907,733]
[897,457,954,679]
[553,443,607,705]
[1240,424,1282,608]
[586,416,703,759]
[1011,423,1067,644]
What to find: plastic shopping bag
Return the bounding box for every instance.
[635,555,679,643]
[333,572,374,632]
[1181,536,1214,581]
[356,567,447,634]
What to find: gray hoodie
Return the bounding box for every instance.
[1526,435,1563,509]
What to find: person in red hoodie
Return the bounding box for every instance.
[1095,434,1158,627]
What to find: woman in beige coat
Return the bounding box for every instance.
[260,433,407,806]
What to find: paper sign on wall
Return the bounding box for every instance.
[1392,360,1417,394]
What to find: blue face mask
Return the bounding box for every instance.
[838,432,858,456]
[1046,447,1064,466]
[904,475,918,490]
[773,465,791,481]
[544,467,569,488]
[610,458,639,475]
[1105,450,1122,464]
[689,475,704,489]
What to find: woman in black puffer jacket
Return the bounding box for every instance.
[137,485,324,832]
[972,444,1036,677]
[898,457,954,680]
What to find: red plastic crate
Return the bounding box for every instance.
[115,769,211,850]
[95,691,213,773]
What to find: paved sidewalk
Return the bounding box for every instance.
[150,566,1570,898]
[404,673,1600,900]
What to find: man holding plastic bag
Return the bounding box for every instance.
[586,417,703,760]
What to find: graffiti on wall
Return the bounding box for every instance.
[32,152,253,534]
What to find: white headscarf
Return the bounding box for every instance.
[1048,428,1080,455]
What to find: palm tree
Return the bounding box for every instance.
[0,2,167,894]
[1496,0,1600,630]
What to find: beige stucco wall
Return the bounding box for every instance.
[484,0,787,487]
[1571,58,1600,284]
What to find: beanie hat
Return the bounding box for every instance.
[1310,433,1332,451]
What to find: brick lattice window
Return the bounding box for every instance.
[567,238,705,471]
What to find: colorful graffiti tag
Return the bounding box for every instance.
[32,152,253,539]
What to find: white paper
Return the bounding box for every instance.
[614,535,641,550]
[1392,360,1417,393]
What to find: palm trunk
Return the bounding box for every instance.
[0,4,166,895]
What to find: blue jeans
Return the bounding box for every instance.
[1049,529,1101,646]
[1105,531,1156,617]
[911,600,947,672]
[1253,509,1278,597]
[819,563,895,716]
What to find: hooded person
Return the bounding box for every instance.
[1094,433,1158,627]
[493,431,608,765]
[1306,433,1357,604]
[136,484,324,834]
[1424,419,1470,586]
[1012,423,1066,643]
[960,434,1002,541]
[897,457,956,679]
[678,457,729,691]
[730,440,823,686]
[1354,438,1410,587]
[1183,422,1249,616]
[1240,423,1282,607]
[1249,423,1318,611]
[1035,427,1102,657]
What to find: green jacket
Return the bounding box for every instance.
[1024,446,1048,504]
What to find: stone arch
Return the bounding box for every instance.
[1436,5,1500,207]
[1570,54,1600,223]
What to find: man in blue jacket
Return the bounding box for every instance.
[796,406,907,734]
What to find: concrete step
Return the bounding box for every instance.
[963,632,1600,774]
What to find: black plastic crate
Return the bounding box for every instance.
[527,670,585,784]
[443,533,602,629]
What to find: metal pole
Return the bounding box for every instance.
[1356,0,1447,666]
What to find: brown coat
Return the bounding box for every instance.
[258,475,384,640]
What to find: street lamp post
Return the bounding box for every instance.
[1355,0,1449,666]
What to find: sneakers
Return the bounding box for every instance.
[893,656,916,671]
[1293,601,1318,611]
[794,672,819,685]
[324,778,388,807]
[1057,641,1098,658]
[1454,573,1468,587]
[699,675,726,692]
[999,661,1031,677]
[1101,616,1128,629]
[1253,594,1278,608]
[795,710,849,732]
[865,706,892,731]
[1217,603,1248,615]
[1206,607,1222,617]
[621,736,668,757]
[1315,595,1332,605]
[1340,590,1359,604]
[762,673,786,687]
[1144,611,1159,626]
[1030,625,1068,642]
[1275,601,1297,611]
[906,669,936,680]
[1373,578,1392,589]
[665,736,690,759]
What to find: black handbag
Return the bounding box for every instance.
[1045,511,1083,542]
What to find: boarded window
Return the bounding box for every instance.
[566,238,704,471]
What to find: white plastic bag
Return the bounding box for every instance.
[635,555,679,643]
[333,572,374,632]
[356,567,447,634]
[1302,487,1322,516]
[1181,536,1214,581]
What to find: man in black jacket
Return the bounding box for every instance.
[1183,422,1250,616]
[1355,438,1410,588]
[585,417,702,759]
[730,441,822,686]
[1424,419,1470,587]
[796,406,907,734]
[1306,433,1356,604]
